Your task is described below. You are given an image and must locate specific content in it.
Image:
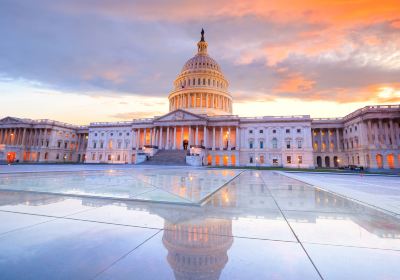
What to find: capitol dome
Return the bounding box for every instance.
[168,29,233,115]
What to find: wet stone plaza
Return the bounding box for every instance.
[0,165,399,279]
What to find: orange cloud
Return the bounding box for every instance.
[276,73,316,93]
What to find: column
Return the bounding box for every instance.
[384,120,390,146]
[389,119,396,148]
[220,127,223,149]
[367,120,372,145]
[195,126,199,145]
[173,126,177,149]
[188,126,192,147]
[203,126,207,148]
[0,129,3,144]
[328,129,332,152]
[206,94,209,108]
[166,127,170,149]
[227,127,231,149]
[319,129,323,152]
[181,126,184,149]
[212,127,216,150]
[236,127,239,149]
[159,127,163,149]
[137,129,141,149]
[336,128,341,152]
[377,119,383,147]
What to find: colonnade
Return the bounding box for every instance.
[366,119,399,149]
[311,128,342,152]
[133,126,240,150]
[169,93,232,113]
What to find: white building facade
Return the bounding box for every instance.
[1,31,399,169]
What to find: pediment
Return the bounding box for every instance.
[0,116,26,125]
[155,110,206,122]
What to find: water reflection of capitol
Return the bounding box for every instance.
[1,175,399,279]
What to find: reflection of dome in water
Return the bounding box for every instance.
[162,218,233,280]
[168,29,233,116]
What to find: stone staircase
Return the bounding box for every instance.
[141,149,188,166]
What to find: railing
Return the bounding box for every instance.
[90,121,133,126]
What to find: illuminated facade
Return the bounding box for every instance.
[0,31,399,169]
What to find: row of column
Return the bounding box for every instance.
[134,126,240,150]
[170,93,232,113]
[366,119,398,149]
[0,128,28,146]
[312,128,342,152]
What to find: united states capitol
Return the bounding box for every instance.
[1,30,399,170]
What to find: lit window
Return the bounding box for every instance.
[287,156,292,164]
[298,156,303,164]
[108,155,111,161]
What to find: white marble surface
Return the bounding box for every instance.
[280,171,400,215]
[0,168,399,279]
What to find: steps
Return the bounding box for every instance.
[141,149,188,166]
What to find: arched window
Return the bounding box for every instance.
[193,78,195,85]
[203,78,206,85]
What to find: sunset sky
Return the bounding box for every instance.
[1,0,399,124]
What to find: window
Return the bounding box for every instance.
[249,129,253,134]
[46,141,49,147]
[249,156,254,163]
[272,138,278,149]
[298,156,303,164]
[99,154,103,160]
[297,140,302,149]
[101,133,104,136]
[93,141,97,149]
[249,141,254,149]
[259,129,263,134]
[117,142,121,149]
[355,126,357,131]
[108,155,111,161]
[126,133,129,136]
[58,141,61,148]
[272,158,278,165]
[272,129,276,134]
[297,129,301,133]
[119,133,122,136]
[108,140,112,149]
[64,142,68,149]
[287,156,292,164]
[56,154,60,160]
[260,141,264,149]
[95,133,97,136]
[286,140,291,149]
[117,154,121,161]
[100,142,104,149]
[92,153,96,160]
[286,129,290,133]
[110,133,114,136]
[260,155,265,164]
